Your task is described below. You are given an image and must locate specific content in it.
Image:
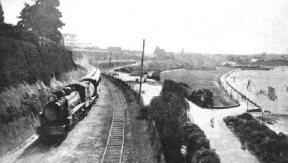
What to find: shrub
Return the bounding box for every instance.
[183,123,212,162]
[192,148,220,163]
[138,105,149,120]
[224,114,288,162]
[162,79,190,98]
[236,113,254,120]
[188,89,214,107]
[150,70,161,81]
[149,80,190,162]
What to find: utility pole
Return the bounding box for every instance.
[109,51,112,73]
[247,100,248,111]
[138,39,145,102]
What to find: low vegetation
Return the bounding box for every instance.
[148,79,219,162]
[183,123,220,163]
[224,113,288,162]
[188,89,214,108]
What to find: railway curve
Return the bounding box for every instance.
[101,77,126,163]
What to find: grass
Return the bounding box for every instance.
[0,81,50,156]
[160,67,237,107]
[115,59,236,107]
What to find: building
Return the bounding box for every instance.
[62,33,79,47]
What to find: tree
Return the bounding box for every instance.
[0,1,4,24]
[17,0,65,42]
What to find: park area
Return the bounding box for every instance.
[160,68,237,107]
[227,67,288,135]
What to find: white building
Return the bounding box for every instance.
[62,34,79,47]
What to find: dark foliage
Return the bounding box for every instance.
[236,112,254,120]
[114,67,132,73]
[224,113,288,162]
[0,37,76,88]
[162,79,190,98]
[182,123,220,163]
[188,89,214,107]
[150,70,161,81]
[148,79,218,162]
[17,0,64,42]
[0,2,4,24]
[192,148,220,163]
[149,80,190,162]
[0,24,38,45]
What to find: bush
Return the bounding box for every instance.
[162,79,190,98]
[236,113,254,120]
[148,79,217,162]
[188,89,214,107]
[149,80,190,162]
[150,70,161,81]
[192,148,220,163]
[183,123,213,162]
[138,105,149,120]
[224,113,288,162]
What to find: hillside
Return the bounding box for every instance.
[0,36,77,90]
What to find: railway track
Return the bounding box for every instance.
[101,78,126,163]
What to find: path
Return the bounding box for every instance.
[188,100,259,163]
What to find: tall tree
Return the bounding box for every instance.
[17,0,65,42]
[0,1,4,24]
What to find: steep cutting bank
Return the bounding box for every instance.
[0,36,81,156]
[0,36,77,89]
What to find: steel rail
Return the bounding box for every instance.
[101,78,125,163]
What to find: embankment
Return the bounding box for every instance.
[0,36,77,89]
[0,36,82,156]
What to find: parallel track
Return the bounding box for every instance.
[101,78,125,163]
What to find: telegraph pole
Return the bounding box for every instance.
[109,51,112,73]
[138,39,145,102]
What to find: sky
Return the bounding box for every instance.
[2,0,288,54]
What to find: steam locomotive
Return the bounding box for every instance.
[36,69,101,138]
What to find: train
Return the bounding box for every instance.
[36,68,101,139]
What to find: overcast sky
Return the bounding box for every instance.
[2,0,288,54]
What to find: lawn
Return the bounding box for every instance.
[160,67,237,107]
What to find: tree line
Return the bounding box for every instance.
[0,0,64,43]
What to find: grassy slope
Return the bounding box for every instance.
[159,66,236,107]
[0,36,76,89]
[180,68,236,107]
